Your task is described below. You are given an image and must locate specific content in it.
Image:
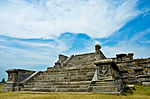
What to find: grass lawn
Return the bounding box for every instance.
[0,85,150,99]
[0,85,2,91]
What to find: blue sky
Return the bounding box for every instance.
[0,0,150,80]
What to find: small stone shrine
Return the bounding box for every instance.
[3,45,150,94]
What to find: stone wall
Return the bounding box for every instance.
[114,54,150,84]
[6,69,35,83]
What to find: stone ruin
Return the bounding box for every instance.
[2,45,150,94]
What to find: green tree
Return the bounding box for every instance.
[1,78,6,83]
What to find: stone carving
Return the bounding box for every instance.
[94,59,121,81]
[98,65,108,80]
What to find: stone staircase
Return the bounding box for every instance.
[21,66,95,92]
[21,81,91,92]
[10,50,104,92]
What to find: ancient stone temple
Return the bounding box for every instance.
[3,45,150,94]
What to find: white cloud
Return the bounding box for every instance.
[0,0,140,39]
[102,28,150,58]
[0,37,70,67]
[102,42,150,58]
[140,40,150,44]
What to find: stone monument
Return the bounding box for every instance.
[3,44,150,93]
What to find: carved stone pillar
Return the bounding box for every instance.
[94,59,114,80]
[90,59,123,94]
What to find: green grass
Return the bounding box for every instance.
[132,85,150,96]
[0,85,150,99]
[0,85,3,92]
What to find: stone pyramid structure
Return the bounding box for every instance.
[3,45,150,94]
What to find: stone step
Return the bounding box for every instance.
[91,86,121,92]
[24,84,89,88]
[25,81,91,85]
[25,80,91,85]
[21,88,89,92]
[29,79,92,82]
[24,73,93,82]
[92,81,119,86]
[23,81,91,88]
